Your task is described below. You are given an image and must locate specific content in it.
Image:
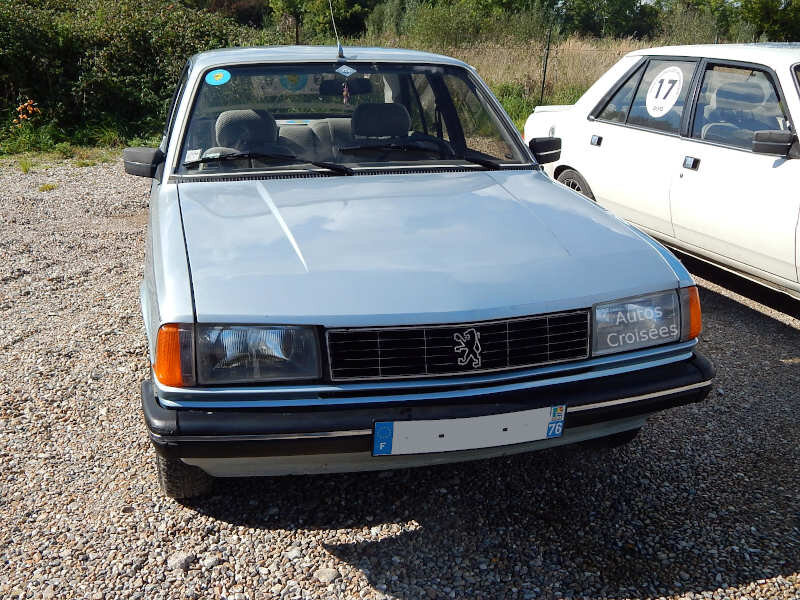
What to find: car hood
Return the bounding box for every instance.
[177,170,680,326]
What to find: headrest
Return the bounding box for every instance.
[319,78,373,96]
[352,103,410,138]
[216,109,278,148]
[713,82,765,111]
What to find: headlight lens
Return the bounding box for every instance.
[593,291,681,355]
[197,325,320,384]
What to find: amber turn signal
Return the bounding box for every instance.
[153,324,194,387]
[680,286,702,341]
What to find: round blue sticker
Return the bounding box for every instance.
[205,69,231,86]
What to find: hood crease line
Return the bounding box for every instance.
[256,182,309,273]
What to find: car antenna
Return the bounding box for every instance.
[328,0,344,59]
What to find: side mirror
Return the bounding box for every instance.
[752,130,794,156]
[123,147,165,178]
[528,136,561,164]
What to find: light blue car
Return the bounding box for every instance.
[124,46,714,499]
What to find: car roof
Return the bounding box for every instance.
[627,43,800,69]
[190,45,471,72]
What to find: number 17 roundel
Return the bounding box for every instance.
[646,66,684,119]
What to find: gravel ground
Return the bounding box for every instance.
[1,160,799,600]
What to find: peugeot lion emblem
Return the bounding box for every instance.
[453,327,482,368]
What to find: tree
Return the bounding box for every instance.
[270,0,304,43]
[561,0,658,37]
[740,0,800,39]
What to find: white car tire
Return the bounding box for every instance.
[557,168,595,200]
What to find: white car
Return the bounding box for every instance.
[524,43,800,299]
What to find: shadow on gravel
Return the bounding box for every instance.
[186,281,800,599]
[676,251,800,319]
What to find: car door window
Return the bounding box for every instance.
[627,60,697,134]
[691,64,790,150]
[596,63,645,124]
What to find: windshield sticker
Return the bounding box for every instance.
[185,149,201,162]
[205,69,231,86]
[336,65,357,78]
[279,74,309,91]
[646,66,684,118]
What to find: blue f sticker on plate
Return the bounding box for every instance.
[373,422,394,455]
[205,69,231,86]
[546,405,566,439]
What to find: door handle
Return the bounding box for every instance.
[682,156,700,170]
[590,135,603,146]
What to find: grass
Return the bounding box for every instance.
[448,36,648,130]
[1,147,120,172]
[38,183,57,192]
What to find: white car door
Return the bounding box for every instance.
[582,58,700,237]
[670,61,800,282]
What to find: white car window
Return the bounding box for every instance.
[690,65,790,150]
[596,62,645,124]
[626,60,697,134]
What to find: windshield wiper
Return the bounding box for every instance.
[183,151,354,175]
[456,155,503,169]
[183,151,297,168]
[339,143,510,170]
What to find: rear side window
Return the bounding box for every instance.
[691,64,790,149]
[597,63,645,123]
[627,60,697,134]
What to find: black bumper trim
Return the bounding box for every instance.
[141,351,714,459]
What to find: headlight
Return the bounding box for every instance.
[593,290,684,355]
[197,325,320,384]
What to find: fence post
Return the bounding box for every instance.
[539,25,552,106]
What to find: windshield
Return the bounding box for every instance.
[177,62,528,174]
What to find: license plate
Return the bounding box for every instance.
[372,405,566,456]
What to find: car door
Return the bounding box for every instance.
[670,61,800,282]
[582,57,700,237]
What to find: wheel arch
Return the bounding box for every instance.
[553,164,576,180]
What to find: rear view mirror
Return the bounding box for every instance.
[123,147,165,178]
[529,136,561,164]
[318,78,373,96]
[752,130,794,156]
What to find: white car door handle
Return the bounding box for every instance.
[683,156,700,170]
[590,135,603,146]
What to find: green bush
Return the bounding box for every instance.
[491,82,537,132]
[54,142,75,158]
[0,0,273,153]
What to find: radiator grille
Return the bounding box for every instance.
[326,310,590,381]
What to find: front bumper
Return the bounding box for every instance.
[142,350,714,473]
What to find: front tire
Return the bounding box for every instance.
[556,168,595,200]
[155,455,214,499]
